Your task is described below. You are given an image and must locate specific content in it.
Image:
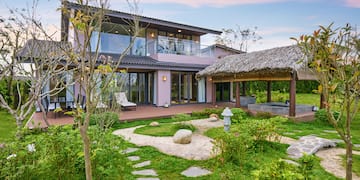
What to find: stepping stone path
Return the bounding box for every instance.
[181,166,212,177]
[287,135,336,159]
[323,130,337,133]
[133,161,151,168]
[128,156,141,161]
[124,147,160,179]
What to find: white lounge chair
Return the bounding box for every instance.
[114,92,136,110]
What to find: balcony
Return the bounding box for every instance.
[147,38,215,58]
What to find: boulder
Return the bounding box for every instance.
[209,114,219,121]
[173,129,192,144]
[149,121,160,127]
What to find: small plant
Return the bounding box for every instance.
[231,108,247,123]
[298,154,316,179]
[254,111,274,119]
[173,123,196,132]
[314,109,339,126]
[89,112,119,131]
[252,159,304,179]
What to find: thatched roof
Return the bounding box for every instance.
[17,39,72,61]
[197,45,316,81]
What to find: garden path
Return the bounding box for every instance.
[113,118,223,160]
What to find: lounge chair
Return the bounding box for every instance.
[114,92,136,110]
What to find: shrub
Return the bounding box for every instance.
[213,126,254,166]
[314,109,339,126]
[0,126,130,179]
[252,159,304,179]
[231,108,247,123]
[89,112,119,131]
[174,123,196,132]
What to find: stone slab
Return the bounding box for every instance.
[287,135,336,159]
[181,166,212,177]
[323,130,337,133]
[132,169,158,176]
[133,160,151,168]
[128,156,140,161]
[123,147,139,154]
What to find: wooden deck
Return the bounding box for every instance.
[27,102,314,129]
[27,103,234,129]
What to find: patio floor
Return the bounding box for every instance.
[27,103,234,129]
[27,102,314,129]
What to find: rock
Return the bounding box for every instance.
[0,143,5,149]
[209,114,219,120]
[149,121,160,127]
[181,166,212,177]
[173,129,192,144]
[133,160,151,168]
[132,169,158,176]
[6,154,16,160]
[208,117,218,122]
[128,156,140,161]
[282,159,300,166]
[287,135,336,159]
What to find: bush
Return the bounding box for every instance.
[89,112,119,131]
[174,123,196,132]
[0,126,130,179]
[252,159,304,179]
[214,127,254,166]
[314,109,339,126]
[231,108,247,123]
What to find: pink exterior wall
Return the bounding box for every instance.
[156,70,171,107]
[206,76,213,103]
[151,54,217,65]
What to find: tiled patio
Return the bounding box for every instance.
[27,103,235,129]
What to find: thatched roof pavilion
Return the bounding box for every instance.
[197,45,316,82]
[197,45,318,117]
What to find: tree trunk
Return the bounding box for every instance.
[346,93,353,180]
[80,125,92,180]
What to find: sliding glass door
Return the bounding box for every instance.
[171,72,198,104]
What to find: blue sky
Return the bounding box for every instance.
[1,0,359,52]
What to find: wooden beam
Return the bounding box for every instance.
[235,82,240,107]
[267,81,272,102]
[242,81,246,96]
[289,73,296,117]
[212,82,216,106]
[212,75,291,83]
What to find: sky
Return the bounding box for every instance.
[0,0,359,52]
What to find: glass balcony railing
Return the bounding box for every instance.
[147,38,215,57]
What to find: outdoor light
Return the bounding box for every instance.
[162,75,167,81]
[178,29,182,33]
[221,107,233,132]
[150,32,155,38]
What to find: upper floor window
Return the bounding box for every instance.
[157,31,199,56]
[90,22,145,55]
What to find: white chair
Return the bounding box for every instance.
[114,92,137,110]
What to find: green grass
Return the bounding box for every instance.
[0,110,16,142]
[134,123,196,137]
[341,154,360,177]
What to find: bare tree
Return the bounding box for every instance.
[0,1,71,132]
[215,25,262,52]
[295,23,360,180]
[61,0,141,179]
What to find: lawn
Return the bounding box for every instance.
[134,123,196,137]
[0,110,16,142]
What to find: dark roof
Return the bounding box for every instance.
[64,1,221,36]
[17,39,207,72]
[17,39,72,60]
[98,53,207,71]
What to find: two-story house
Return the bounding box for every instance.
[20,1,243,109]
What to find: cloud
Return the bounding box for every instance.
[344,0,360,8]
[139,0,287,7]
